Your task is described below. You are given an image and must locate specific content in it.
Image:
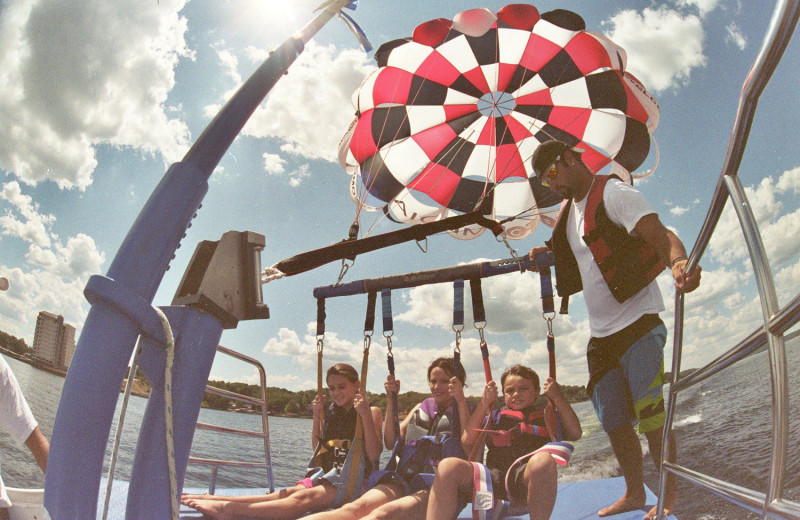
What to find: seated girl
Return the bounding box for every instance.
[304,356,473,520]
[425,364,582,520]
[181,363,383,520]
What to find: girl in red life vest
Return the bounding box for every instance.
[426,365,582,520]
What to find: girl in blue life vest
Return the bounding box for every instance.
[426,365,582,520]
[303,357,473,520]
[181,363,383,520]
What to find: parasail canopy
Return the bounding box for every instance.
[340,4,659,240]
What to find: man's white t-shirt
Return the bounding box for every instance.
[566,178,665,337]
[0,354,38,508]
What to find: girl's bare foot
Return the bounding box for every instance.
[183,498,234,520]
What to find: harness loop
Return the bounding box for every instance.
[497,235,521,268]
[335,258,353,286]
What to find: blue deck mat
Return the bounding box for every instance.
[100,477,676,519]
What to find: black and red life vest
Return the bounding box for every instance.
[485,406,551,474]
[549,175,665,304]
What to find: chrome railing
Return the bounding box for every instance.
[659,0,800,519]
[187,345,275,494]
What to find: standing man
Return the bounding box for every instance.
[1,354,50,517]
[529,140,701,519]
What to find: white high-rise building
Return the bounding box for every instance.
[32,311,76,371]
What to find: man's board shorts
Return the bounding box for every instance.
[589,317,668,434]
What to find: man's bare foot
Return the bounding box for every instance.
[644,504,673,519]
[183,498,233,520]
[598,492,646,517]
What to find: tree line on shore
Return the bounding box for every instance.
[202,379,590,417]
[0,330,31,356]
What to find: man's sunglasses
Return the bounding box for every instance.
[541,154,562,187]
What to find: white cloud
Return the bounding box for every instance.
[288,164,312,188]
[206,41,374,163]
[670,205,691,216]
[708,168,800,267]
[0,181,54,247]
[263,322,377,372]
[0,182,104,339]
[725,22,747,50]
[0,0,194,190]
[263,153,286,174]
[605,7,706,92]
[676,0,722,17]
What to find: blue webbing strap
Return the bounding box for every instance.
[538,265,563,441]
[453,278,465,330]
[538,265,554,316]
[381,288,393,335]
[379,289,402,471]
[451,279,465,437]
[452,348,462,438]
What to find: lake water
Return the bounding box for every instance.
[2,340,798,519]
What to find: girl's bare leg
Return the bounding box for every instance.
[185,482,336,520]
[523,453,558,520]
[363,490,429,520]
[425,459,474,520]
[181,484,303,504]
[304,484,403,520]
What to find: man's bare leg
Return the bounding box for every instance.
[599,423,646,517]
[643,427,676,520]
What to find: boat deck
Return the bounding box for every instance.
[97,477,676,519]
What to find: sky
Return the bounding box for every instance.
[0,0,798,396]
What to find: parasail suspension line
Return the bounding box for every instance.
[342,293,373,503]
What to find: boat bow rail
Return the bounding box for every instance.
[659,0,800,519]
[187,345,276,495]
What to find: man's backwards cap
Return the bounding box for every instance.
[531,140,582,176]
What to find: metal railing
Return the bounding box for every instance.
[658,0,800,518]
[187,345,276,494]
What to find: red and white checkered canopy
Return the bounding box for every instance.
[340,4,659,240]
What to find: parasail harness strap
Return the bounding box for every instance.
[305,293,374,507]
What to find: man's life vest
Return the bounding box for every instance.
[549,175,666,304]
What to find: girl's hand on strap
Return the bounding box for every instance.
[353,393,370,416]
[449,376,465,401]
[384,374,400,395]
[482,380,498,409]
[312,394,326,414]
